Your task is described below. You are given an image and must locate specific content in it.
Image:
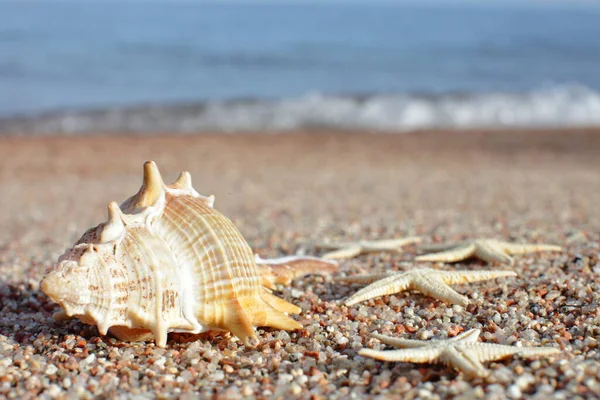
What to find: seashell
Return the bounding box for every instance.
[40,161,337,347]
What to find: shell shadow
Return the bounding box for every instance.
[0,281,99,346]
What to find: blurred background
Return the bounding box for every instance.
[1,0,600,134]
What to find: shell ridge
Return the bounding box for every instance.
[73,246,111,332]
[160,205,217,323]
[226,221,258,284]
[176,200,235,300]
[163,203,224,332]
[187,200,295,331]
[120,230,158,333]
[216,221,256,288]
[164,195,259,339]
[136,228,170,347]
[191,207,236,327]
[118,232,148,331]
[94,252,114,335]
[200,209,260,304]
[197,201,258,289]
[147,230,207,335]
[149,213,206,335]
[125,226,200,344]
[196,203,271,330]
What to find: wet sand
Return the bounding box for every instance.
[0,129,599,399]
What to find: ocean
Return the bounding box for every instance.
[2,1,600,134]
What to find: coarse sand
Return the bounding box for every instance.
[0,129,599,399]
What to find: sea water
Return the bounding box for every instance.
[1,1,600,133]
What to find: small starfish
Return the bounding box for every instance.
[416,239,563,266]
[359,329,560,378]
[254,254,339,289]
[318,237,422,260]
[337,268,516,306]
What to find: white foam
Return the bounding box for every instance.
[2,83,600,134]
[213,84,600,131]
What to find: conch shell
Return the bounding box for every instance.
[41,161,337,347]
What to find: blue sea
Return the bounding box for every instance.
[2,1,600,134]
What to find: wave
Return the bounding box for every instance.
[2,84,600,135]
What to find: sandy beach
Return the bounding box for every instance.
[0,129,599,399]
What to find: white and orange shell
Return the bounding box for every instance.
[40,161,337,347]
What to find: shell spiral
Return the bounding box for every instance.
[40,161,302,347]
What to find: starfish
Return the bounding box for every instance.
[254,254,339,289]
[359,329,560,378]
[337,268,516,306]
[318,237,422,260]
[416,239,563,266]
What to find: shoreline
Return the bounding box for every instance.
[2,83,600,135]
[3,125,600,138]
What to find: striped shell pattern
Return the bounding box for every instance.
[40,161,309,347]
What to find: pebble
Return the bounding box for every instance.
[45,364,58,376]
[506,385,522,399]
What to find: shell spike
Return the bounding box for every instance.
[152,326,169,348]
[120,160,166,212]
[253,290,302,331]
[100,201,125,243]
[138,161,164,208]
[204,194,215,208]
[107,201,123,222]
[171,171,193,190]
[260,290,301,315]
[225,298,260,347]
[97,320,110,336]
[258,306,302,332]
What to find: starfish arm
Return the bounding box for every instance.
[513,346,561,358]
[343,273,412,306]
[415,243,477,263]
[472,241,515,265]
[255,255,339,286]
[411,275,470,306]
[334,273,393,285]
[370,332,430,348]
[442,347,490,378]
[498,242,563,255]
[359,347,443,363]
[317,241,356,250]
[418,241,467,252]
[322,245,363,260]
[440,270,517,285]
[448,329,481,343]
[468,342,560,362]
[361,237,422,252]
